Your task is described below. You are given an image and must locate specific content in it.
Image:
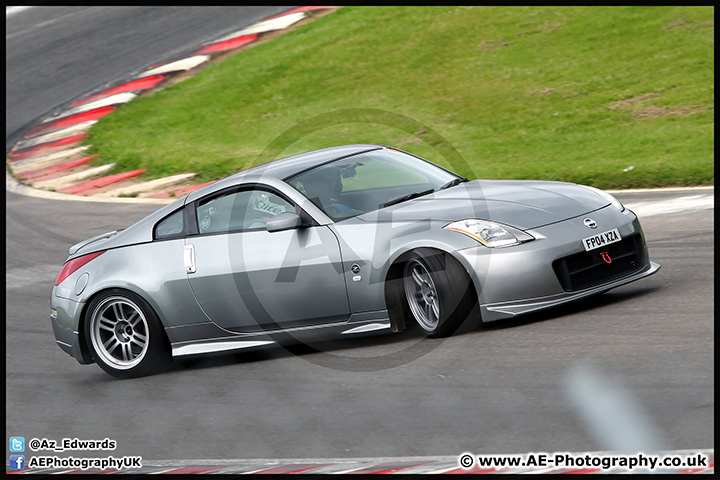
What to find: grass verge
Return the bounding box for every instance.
[87,6,714,189]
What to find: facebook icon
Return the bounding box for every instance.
[9,455,25,471]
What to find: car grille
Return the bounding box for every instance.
[553,234,645,292]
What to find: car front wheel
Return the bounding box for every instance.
[85,289,172,378]
[402,249,477,338]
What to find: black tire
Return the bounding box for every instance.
[84,289,172,378]
[402,249,478,338]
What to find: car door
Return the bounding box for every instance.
[185,185,350,332]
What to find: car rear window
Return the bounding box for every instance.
[154,209,184,239]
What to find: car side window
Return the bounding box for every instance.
[154,208,184,239]
[196,188,295,235]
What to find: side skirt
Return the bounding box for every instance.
[169,317,392,358]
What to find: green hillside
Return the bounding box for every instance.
[86,6,714,188]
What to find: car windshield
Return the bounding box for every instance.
[286,148,461,221]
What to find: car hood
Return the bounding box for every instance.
[357,180,611,229]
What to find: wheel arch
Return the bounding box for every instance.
[383,246,480,332]
[77,285,170,363]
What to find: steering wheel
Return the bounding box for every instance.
[325,204,363,218]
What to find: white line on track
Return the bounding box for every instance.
[606,185,714,194]
[625,194,714,218]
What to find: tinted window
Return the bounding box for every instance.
[154,209,184,239]
[197,189,294,234]
[286,148,458,220]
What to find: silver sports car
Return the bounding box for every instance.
[51,144,660,378]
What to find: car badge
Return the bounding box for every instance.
[583,218,597,229]
[351,263,361,274]
[600,251,612,264]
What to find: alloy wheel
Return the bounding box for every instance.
[404,258,441,332]
[90,296,149,370]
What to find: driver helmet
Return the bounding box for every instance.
[301,166,343,206]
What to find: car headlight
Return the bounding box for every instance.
[444,219,535,248]
[585,186,625,212]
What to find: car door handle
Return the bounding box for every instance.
[184,244,196,274]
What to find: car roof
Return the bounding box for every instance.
[185,144,386,204]
[233,144,386,180]
[70,145,389,259]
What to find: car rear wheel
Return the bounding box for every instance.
[85,289,172,378]
[402,249,477,338]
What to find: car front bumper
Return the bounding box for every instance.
[479,261,660,321]
[453,207,660,322]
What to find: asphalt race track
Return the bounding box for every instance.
[6,7,714,461]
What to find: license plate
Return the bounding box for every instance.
[582,228,621,252]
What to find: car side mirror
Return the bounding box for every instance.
[266,212,302,232]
